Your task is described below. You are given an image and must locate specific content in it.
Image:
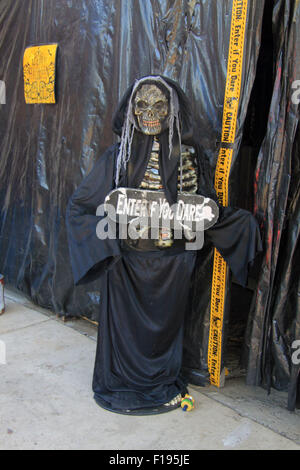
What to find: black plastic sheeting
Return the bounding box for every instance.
[0,1,299,409]
[242,0,300,411]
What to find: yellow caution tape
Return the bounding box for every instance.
[208,0,248,387]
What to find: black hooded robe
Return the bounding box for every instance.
[66,77,262,414]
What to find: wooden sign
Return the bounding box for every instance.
[104,188,219,232]
[23,44,58,104]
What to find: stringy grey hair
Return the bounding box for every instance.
[115,76,182,187]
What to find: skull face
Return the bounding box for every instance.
[133,84,169,135]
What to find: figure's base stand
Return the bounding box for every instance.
[94,394,181,416]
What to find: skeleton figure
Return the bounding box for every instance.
[66,75,262,416]
[132,83,198,248]
[134,84,194,404]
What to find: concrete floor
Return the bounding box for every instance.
[0,287,299,451]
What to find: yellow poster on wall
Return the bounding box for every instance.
[23,44,58,104]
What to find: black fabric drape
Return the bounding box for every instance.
[243,0,300,410]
